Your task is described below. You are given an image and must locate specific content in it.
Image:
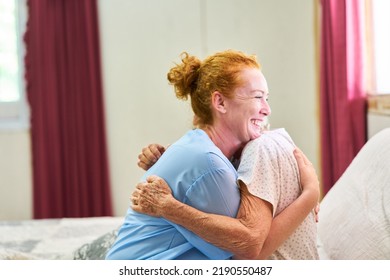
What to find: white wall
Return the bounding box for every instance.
[0,131,32,220]
[368,113,390,138]
[0,0,319,220]
[98,0,201,217]
[98,0,319,216]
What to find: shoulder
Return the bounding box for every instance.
[244,128,295,153]
[148,129,236,182]
[171,129,234,170]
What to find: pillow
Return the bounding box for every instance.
[73,229,118,260]
[317,128,390,259]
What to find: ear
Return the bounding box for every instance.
[211,91,227,113]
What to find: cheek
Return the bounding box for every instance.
[249,103,261,114]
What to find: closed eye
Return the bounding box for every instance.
[254,96,269,101]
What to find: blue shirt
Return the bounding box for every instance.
[105,129,240,260]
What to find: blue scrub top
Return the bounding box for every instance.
[106,129,240,260]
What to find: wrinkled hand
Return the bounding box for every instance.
[294,147,320,220]
[137,144,166,171]
[131,175,174,217]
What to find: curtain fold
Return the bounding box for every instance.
[320,0,367,195]
[24,0,112,218]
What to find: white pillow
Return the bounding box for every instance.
[317,128,390,259]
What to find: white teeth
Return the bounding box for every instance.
[251,120,261,126]
[251,118,270,132]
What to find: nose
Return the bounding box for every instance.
[260,99,271,116]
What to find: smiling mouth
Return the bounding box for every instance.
[251,119,263,127]
[251,118,269,132]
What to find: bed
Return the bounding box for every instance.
[0,216,123,260]
[316,128,390,259]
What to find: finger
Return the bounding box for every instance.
[131,203,141,212]
[137,152,154,170]
[146,175,161,183]
[294,147,312,166]
[135,181,147,189]
[141,146,159,163]
[131,191,138,200]
[293,148,304,166]
[130,194,138,206]
[300,151,312,166]
[147,176,172,192]
[137,144,166,171]
[149,144,166,158]
[131,190,140,200]
[145,144,165,162]
[132,187,140,196]
[135,184,143,192]
[134,182,151,196]
[150,176,169,188]
[137,160,149,170]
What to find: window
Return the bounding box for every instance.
[366,0,390,95]
[371,0,390,94]
[0,0,29,131]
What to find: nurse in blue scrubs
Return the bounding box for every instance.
[106,50,270,260]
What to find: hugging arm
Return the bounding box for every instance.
[245,148,319,259]
[134,176,272,259]
[133,145,319,259]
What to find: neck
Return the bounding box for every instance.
[202,125,243,159]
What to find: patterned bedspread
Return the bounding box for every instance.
[0,216,123,260]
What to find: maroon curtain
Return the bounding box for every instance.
[320,0,367,195]
[24,0,113,218]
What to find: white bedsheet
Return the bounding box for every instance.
[317,128,390,259]
[0,216,123,260]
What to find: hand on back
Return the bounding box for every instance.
[137,144,166,170]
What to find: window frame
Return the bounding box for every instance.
[0,0,29,131]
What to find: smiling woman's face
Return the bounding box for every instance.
[224,67,271,144]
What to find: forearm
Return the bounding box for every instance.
[161,194,269,259]
[132,176,272,259]
[255,185,319,259]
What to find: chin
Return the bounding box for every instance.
[253,128,265,138]
[250,133,262,140]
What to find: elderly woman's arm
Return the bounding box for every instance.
[134,178,272,259]
[132,148,319,259]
